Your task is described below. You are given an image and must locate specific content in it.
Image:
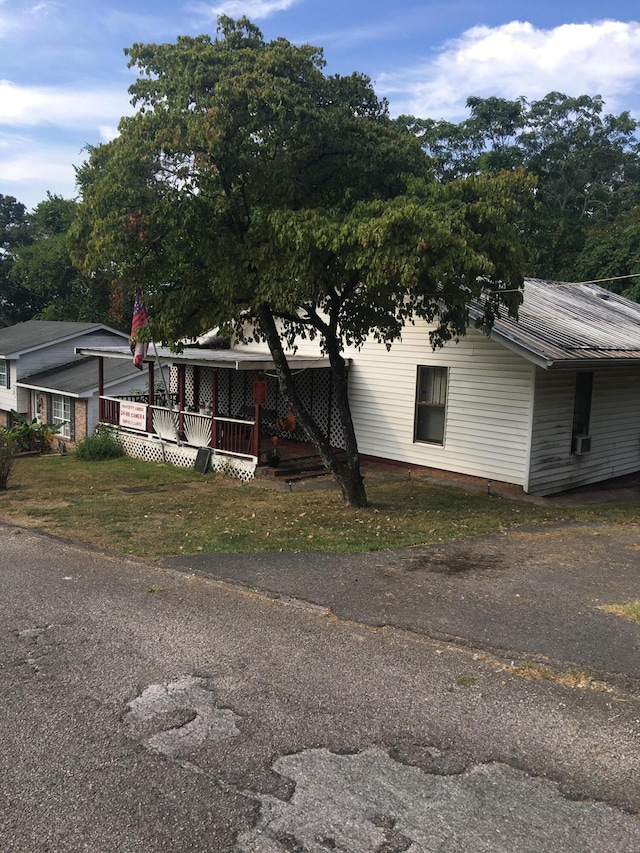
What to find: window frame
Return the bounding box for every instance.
[0,358,8,389]
[413,365,448,446]
[52,394,72,439]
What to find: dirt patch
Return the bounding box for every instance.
[401,551,503,575]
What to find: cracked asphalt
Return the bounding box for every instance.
[1,519,639,851]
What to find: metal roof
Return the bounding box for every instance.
[473,278,640,368]
[17,358,143,398]
[0,320,128,358]
[76,345,333,371]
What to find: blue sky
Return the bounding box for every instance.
[2,0,640,211]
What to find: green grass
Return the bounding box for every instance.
[0,455,638,560]
[598,600,640,625]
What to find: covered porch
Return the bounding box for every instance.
[76,344,346,480]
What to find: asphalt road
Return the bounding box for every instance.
[1,522,639,852]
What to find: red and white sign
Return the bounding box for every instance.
[119,402,147,430]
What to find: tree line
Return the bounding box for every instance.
[3,90,639,330]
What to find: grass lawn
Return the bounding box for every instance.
[1,455,638,560]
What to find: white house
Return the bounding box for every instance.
[0,321,141,446]
[78,279,640,496]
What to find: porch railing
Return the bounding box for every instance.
[98,396,257,457]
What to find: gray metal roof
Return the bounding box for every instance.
[474,278,640,368]
[76,345,332,371]
[17,358,143,397]
[73,279,640,372]
[0,320,127,358]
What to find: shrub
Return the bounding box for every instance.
[0,431,15,490]
[7,411,63,453]
[75,430,125,461]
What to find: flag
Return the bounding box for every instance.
[130,290,149,370]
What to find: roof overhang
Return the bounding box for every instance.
[75,345,335,371]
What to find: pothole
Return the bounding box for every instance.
[236,748,640,853]
[123,675,241,757]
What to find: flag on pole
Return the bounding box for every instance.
[130,290,149,370]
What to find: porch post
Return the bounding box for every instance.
[177,364,186,435]
[253,403,261,457]
[210,369,218,448]
[97,356,104,421]
[193,367,200,411]
[146,362,155,433]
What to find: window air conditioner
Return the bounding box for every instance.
[572,434,591,455]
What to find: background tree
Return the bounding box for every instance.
[72,17,532,507]
[401,93,640,283]
[0,195,34,326]
[11,193,116,325]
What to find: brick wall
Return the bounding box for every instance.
[74,400,88,442]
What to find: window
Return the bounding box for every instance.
[0,358,8,389]
[52,395,71,438]
[414,366,448,445]
[572,372,593,436]
[571,372,593,454]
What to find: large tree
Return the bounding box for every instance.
[71,17,532,507]
[403,93,640,281]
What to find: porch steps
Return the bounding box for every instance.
[260,451,346,481]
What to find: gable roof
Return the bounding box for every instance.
[477,279,640,369]
[16,358,142,398]
[0,320,128,358]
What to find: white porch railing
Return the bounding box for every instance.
[183,412,212,447]
[98,396,258,478]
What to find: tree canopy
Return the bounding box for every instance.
[0,194,33,327]
[400,93,640,285]
[71,17,533,506]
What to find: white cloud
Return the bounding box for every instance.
[0,80,132,129]
[0,131,81,207]
[0,0,58,38]
[194,0,299,22]
[378,20,640,120]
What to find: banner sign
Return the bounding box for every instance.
[119,401,147,430]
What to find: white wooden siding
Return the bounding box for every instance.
[0,361,17,413]
[234,322,535,484]
[527,366,640,495]
[344,323,534,485]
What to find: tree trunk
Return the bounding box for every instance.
[258,304,368,508]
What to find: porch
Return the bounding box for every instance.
[79,342,347,481]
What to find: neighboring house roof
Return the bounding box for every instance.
[477,279,640,369]
[0,320,128,358]
[17,358,142,398]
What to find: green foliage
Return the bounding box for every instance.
[71,17,533,506]
[74,429,125,461]
[9,193,115,324]
[6,411,64,453]
[0,430,16,490]
[404,92,640,283]
[0,194,34,326]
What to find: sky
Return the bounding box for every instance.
[2,0,640,212]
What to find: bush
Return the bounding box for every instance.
[7,411,64,453]
[0,431,15,490]
[75,430,125,461]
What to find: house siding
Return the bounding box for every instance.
[527,366,640,495]
[242,322,535,485]
[10,331,126,378]
[344,323,534,485]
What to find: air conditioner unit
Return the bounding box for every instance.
[572,434,592,455]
